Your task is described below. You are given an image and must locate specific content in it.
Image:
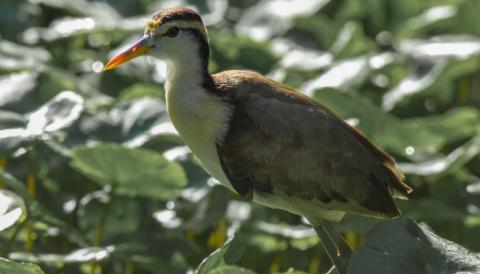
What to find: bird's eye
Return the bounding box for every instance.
[165,27,179,37]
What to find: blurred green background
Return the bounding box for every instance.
[0,0,480,273]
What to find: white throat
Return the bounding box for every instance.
[164,52,234,191]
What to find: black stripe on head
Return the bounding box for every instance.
[153,7,203,25]
[180,28,218,95]
[181,28,210,75]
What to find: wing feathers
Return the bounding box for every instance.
[213,70,412,219]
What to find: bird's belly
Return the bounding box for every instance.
[253,190,346,222]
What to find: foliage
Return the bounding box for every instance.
[350,219,480,274]
[0,0,479,273]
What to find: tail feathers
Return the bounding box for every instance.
[361,163,412,218]
[383,163,413,198]
[361,178,401,218]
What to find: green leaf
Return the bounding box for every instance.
[0,71,39,113]
[398,134,480,176]
[78,98,171,147]
[313,89,480,160]
[63,246,113,263]
[0,91,84,155]
[0,190,26,231]
[0,111,25,129]
[176,186,231,232]
[26,91,84,134]
[209,265,257,274]
[118,83,165,103]
[0,258,45,274]
[71,143,187,199]
[349,219,480,274]
[0,169,89,246]
[196,236,248,274]
[78,191,140,241]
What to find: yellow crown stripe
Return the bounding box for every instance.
[146,20,207,40]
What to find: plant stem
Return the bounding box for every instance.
[0,217,27,256]
[25,155,36,252]
[0,157,6,188]
[94,187,115,247]
[90,186,116,274]
[125,261,134,274]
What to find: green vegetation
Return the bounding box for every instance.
[0,0,479,273]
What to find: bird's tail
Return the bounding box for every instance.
[383,162,413,199]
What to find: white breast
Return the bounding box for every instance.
[165,76,235,192]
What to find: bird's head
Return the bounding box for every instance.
[104,7,209,71]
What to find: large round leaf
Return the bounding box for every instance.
[349,219,480,274]
[71,143,187,200]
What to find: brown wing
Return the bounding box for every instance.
[213,70,412,218]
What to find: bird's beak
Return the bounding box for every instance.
[103,36,154,71]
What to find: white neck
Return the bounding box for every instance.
[163,46,231,142]
[165,51,206,93]
[163,47,234,192]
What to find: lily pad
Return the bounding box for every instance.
[71,143,187,200]
[349,219,480,274]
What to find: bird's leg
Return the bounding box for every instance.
[312,219,352,274]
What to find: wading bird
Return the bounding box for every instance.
[104,7,412,273]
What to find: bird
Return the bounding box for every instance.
[103,7,412,273]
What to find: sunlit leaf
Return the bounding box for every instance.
[301,56,370,95]
[235,0,330,40]
[63,246,113,263]
[398,134,480,176]
[78,98,173,148]
[26,91,84,134]
[0,190,26,231]
[0,91,84,155]
[0,71,38,113]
